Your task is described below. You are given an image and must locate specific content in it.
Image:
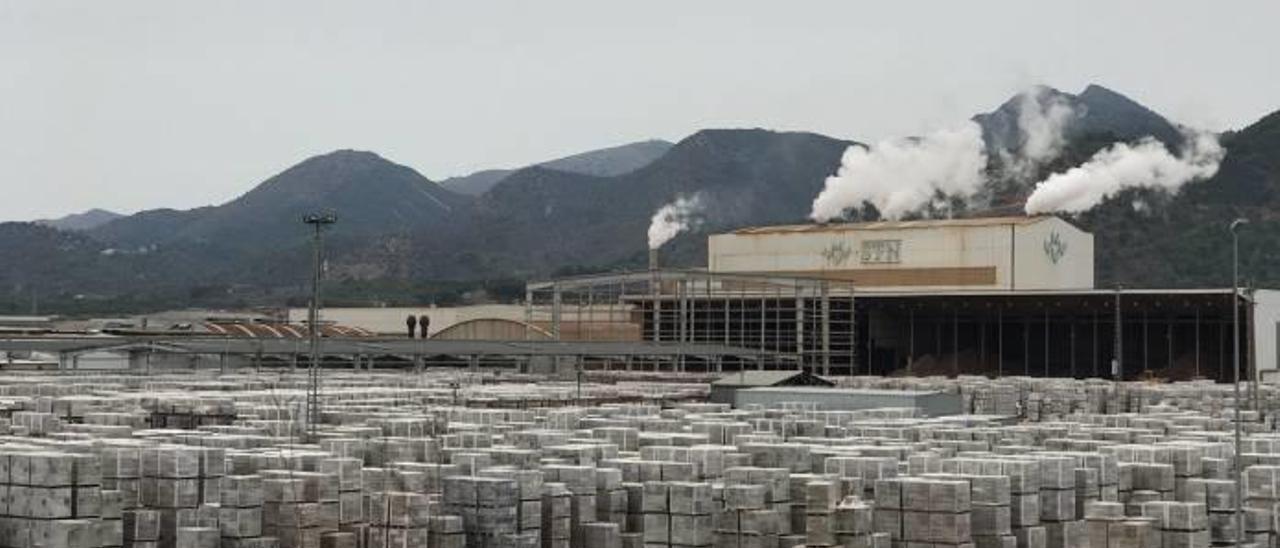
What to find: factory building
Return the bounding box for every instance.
[527,215,1275,384]
[708,216,1093,291]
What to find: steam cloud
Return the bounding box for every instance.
[1007,88,1077,175]
[648,194,705,249]
[810,87,1086,222]
[810,123,988,221]
[1024,131,1224,215]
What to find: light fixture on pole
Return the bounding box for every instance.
[304,211,336,443]
[1230,217,1248,548]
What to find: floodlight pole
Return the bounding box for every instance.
[304,212,336,443]
[1230,217,1247,548]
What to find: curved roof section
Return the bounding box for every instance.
[430,318,554,341]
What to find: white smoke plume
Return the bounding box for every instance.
[1013,88,1077,167]
[1024,131,1224,215]
[810,123,988,221]
[648,193,705,249]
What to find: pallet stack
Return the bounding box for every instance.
[218,474,265,547]
[541,483,572,548]
[724,467,791,538]
[715,484,779,548]
[1034,456,1086,548]
[541,466,595,548]
[642,481,713,548]
[874,477,973,548]
[1,450,103,548]
[831,496,880,548]
[927,474,1013,548]
[1139,501,1209,548]
[591,468,627,532]
[367,491,431,548]
[101,445,143,511]
[802,479,840,547]
[1182,478,1235,545]
[319,458,363,532]
[481,467,545,542]
[442,475,527,548]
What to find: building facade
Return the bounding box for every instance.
[708,216,1093,292]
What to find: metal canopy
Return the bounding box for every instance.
[0,336,768,359]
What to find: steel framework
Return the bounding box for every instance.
[526,270,857,375]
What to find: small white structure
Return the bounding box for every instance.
[708,216,1093,292]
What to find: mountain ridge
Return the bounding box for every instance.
[5,84,1279,313]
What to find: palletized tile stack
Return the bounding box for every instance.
[874,477,974,548]
[1139,501,1209,548]
[926,474,1014,548]
[541,465,595,548]
[643,481,714,548]
[367,491,431,548]
[261,472,339,548]
[1083,501,1159,548]
[716,484,779,548]
[541,483,572,548]
[723,467,791,538]
[480,467,545,541]
[0,450,103,548]
[1034,455,1087,548]
[218,474,265,547]
[803,479,841,547]
[442,475,528,548]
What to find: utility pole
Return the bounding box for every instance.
[304,212,336,443]
[1230,217,1248,548]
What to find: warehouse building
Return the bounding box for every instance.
[527,215,1275,383]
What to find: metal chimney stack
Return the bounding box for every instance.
[648,248,659,271]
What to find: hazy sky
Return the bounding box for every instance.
[2,1,1277,221]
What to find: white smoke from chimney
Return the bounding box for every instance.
[648,193,705,249]
[1014,88,1077,166]
[1024,131,1223,215]
[810,123,987,222]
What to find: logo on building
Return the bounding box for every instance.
[860,239,902,264]
[820,241,853,266]
[1043,231,1068,264]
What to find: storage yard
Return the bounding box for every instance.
[0,368,1274,548]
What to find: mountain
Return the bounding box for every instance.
[1078,107,1280,288]
[5,84,1280,314]
[973,84,1183,156]
[538,139,674,177]
[36,208,123,231]
[439,139,674,196]
[446,130,853,278]
[94,150,469,252]
[439,169,515,197]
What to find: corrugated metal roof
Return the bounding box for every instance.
[711,370,833,387]
[729,215,1050,235]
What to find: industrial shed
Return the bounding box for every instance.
[527,215,1278,383]
[732,387,963,416]
[708,370,833,404]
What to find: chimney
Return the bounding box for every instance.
[648,248,659,271]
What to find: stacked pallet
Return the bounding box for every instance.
[442,476,528,548]
[480,467,545,541]
[802,479,841,547]
[541,465,596,547]
[1034,455,1086,548]
[642,481,714,548]
[1139,501,1210,548]
[0,450,103,548]
[218,474,265,547]
[874,477,973,548]
[367,491,431,548]
[541,483,572,548]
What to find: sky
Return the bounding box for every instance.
[2,1,1278,222]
